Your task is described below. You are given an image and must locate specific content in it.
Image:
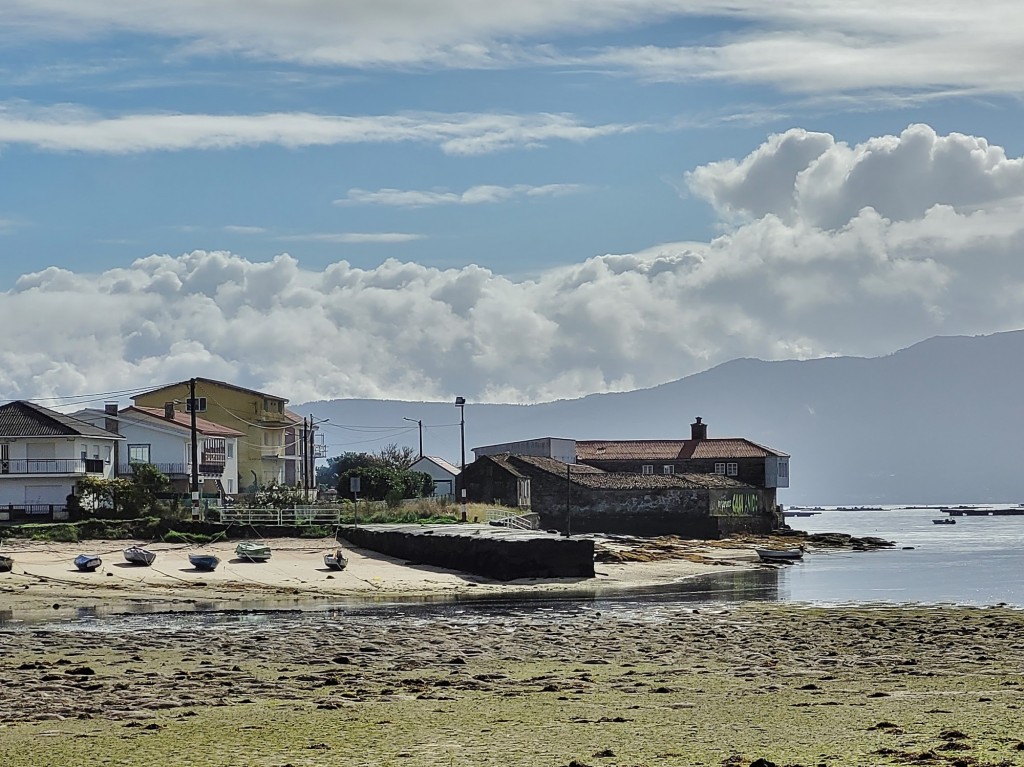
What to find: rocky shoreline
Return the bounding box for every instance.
[1,602,1021,766]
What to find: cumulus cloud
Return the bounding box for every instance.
[0,104,632,156]
[335,183,588,207]
[4,124,1024,405]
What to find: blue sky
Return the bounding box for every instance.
[3,1,1024,406]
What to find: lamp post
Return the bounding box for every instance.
[454,397,465,473]
[403,417,423,460]
[188,378,200,521]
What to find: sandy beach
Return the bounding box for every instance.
[0,532,762,622]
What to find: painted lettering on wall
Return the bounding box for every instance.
[713,492,759,516]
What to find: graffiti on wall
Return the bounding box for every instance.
[713,492,759,517]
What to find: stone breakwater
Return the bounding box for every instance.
[1,603,1023,766]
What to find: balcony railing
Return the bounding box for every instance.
[116,462,189,477]
[0,458,105,475]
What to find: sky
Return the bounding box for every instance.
[4,1,1024,409]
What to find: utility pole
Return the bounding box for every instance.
[308,417,315,500]
[403,417,423,460]
[189,377,200,522]
[302,417,309,497]
[565,461,572,537]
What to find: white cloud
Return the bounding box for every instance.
[223,225,267,234]
[5,124,1024,405]
[0,104,633,155]
[335,183,587,207]
[6,1,1024,100]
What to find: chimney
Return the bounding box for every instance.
[104,402,118,415]
[690,417,707,441]
[164,402,176,420]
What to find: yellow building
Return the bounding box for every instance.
[132,378,307,494]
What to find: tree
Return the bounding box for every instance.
[337,467,433,502]
[317,444,417,489]
[373,443,416,471]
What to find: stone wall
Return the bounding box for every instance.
[339,524,595,581]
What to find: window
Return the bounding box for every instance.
[641,464,654,475]
[714,462,726,475]
[226,479,234,493]
[662,465,675,475]
[128,444,151,464]
[726,462,738,477]
[226,443,234,459]
[185,397,207,412]
[263,398,282,413]
[778,460,788,479]
[104,446,112,464]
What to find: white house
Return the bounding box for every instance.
[410,455,461,498]
[0,400,123,521]
[72,403,244,496]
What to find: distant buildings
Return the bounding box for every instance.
[410,456,461,498]
[462,417,790,538]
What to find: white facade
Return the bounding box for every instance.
[0,401,122,518]
[472,437,577,465]
[410,456,461,498]
[72,407,241,495]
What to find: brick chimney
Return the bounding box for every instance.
[690,417,707,440]
[164,402,176,420]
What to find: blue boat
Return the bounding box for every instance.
[188,553,220,571]
[74,554,102,572]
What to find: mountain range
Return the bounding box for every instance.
[298,330,1024,506]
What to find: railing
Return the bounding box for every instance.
[0,504,71,523]
[213,506,343,526]
[483,507,538,530]
[116,462,188,477]
[0,458,102,475]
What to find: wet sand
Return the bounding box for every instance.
[0,533,760,622]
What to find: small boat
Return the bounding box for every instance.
[235,541,271,562]
[0,554,12,573]
[188,553,220,571]
[932,518,956,525]
[123,545,157,565]
[323,548,348,570]
[756,547,804,563]
[74,554,102,572]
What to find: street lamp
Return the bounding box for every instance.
[403,417,423,460]
[454,397,466,473]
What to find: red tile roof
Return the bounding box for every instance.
[127,406,245,438]
[576,438,787,461]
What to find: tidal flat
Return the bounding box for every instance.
[2,604,1023,767]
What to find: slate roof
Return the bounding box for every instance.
[576,438,788,461]
[507,454,754,491]
[127,407,245,438]
[0,401,123,439]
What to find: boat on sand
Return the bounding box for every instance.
[188,553,220,571]
[932,518,956,525]
[123,545,157,565]
[0,554,12,573]
[323,548,348,570]
[74,554,102,572]
[235,541,272,562]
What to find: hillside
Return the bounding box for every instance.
[298,330,1024,505]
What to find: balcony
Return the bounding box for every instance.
[261,447,283,459]
[0,458,104,476]
[116,462,189,478]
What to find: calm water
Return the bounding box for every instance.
[4,506,1022,631]
[778,505,1024,607]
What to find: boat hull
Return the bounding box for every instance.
[755,548,803,563]
[74,555,102,572]
[323,549,348,570]
[235,542,271,562]
[188,554,220,571]
[0,555,12,573]
[123,547,157,565]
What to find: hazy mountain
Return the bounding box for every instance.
[298,330,1024,506]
